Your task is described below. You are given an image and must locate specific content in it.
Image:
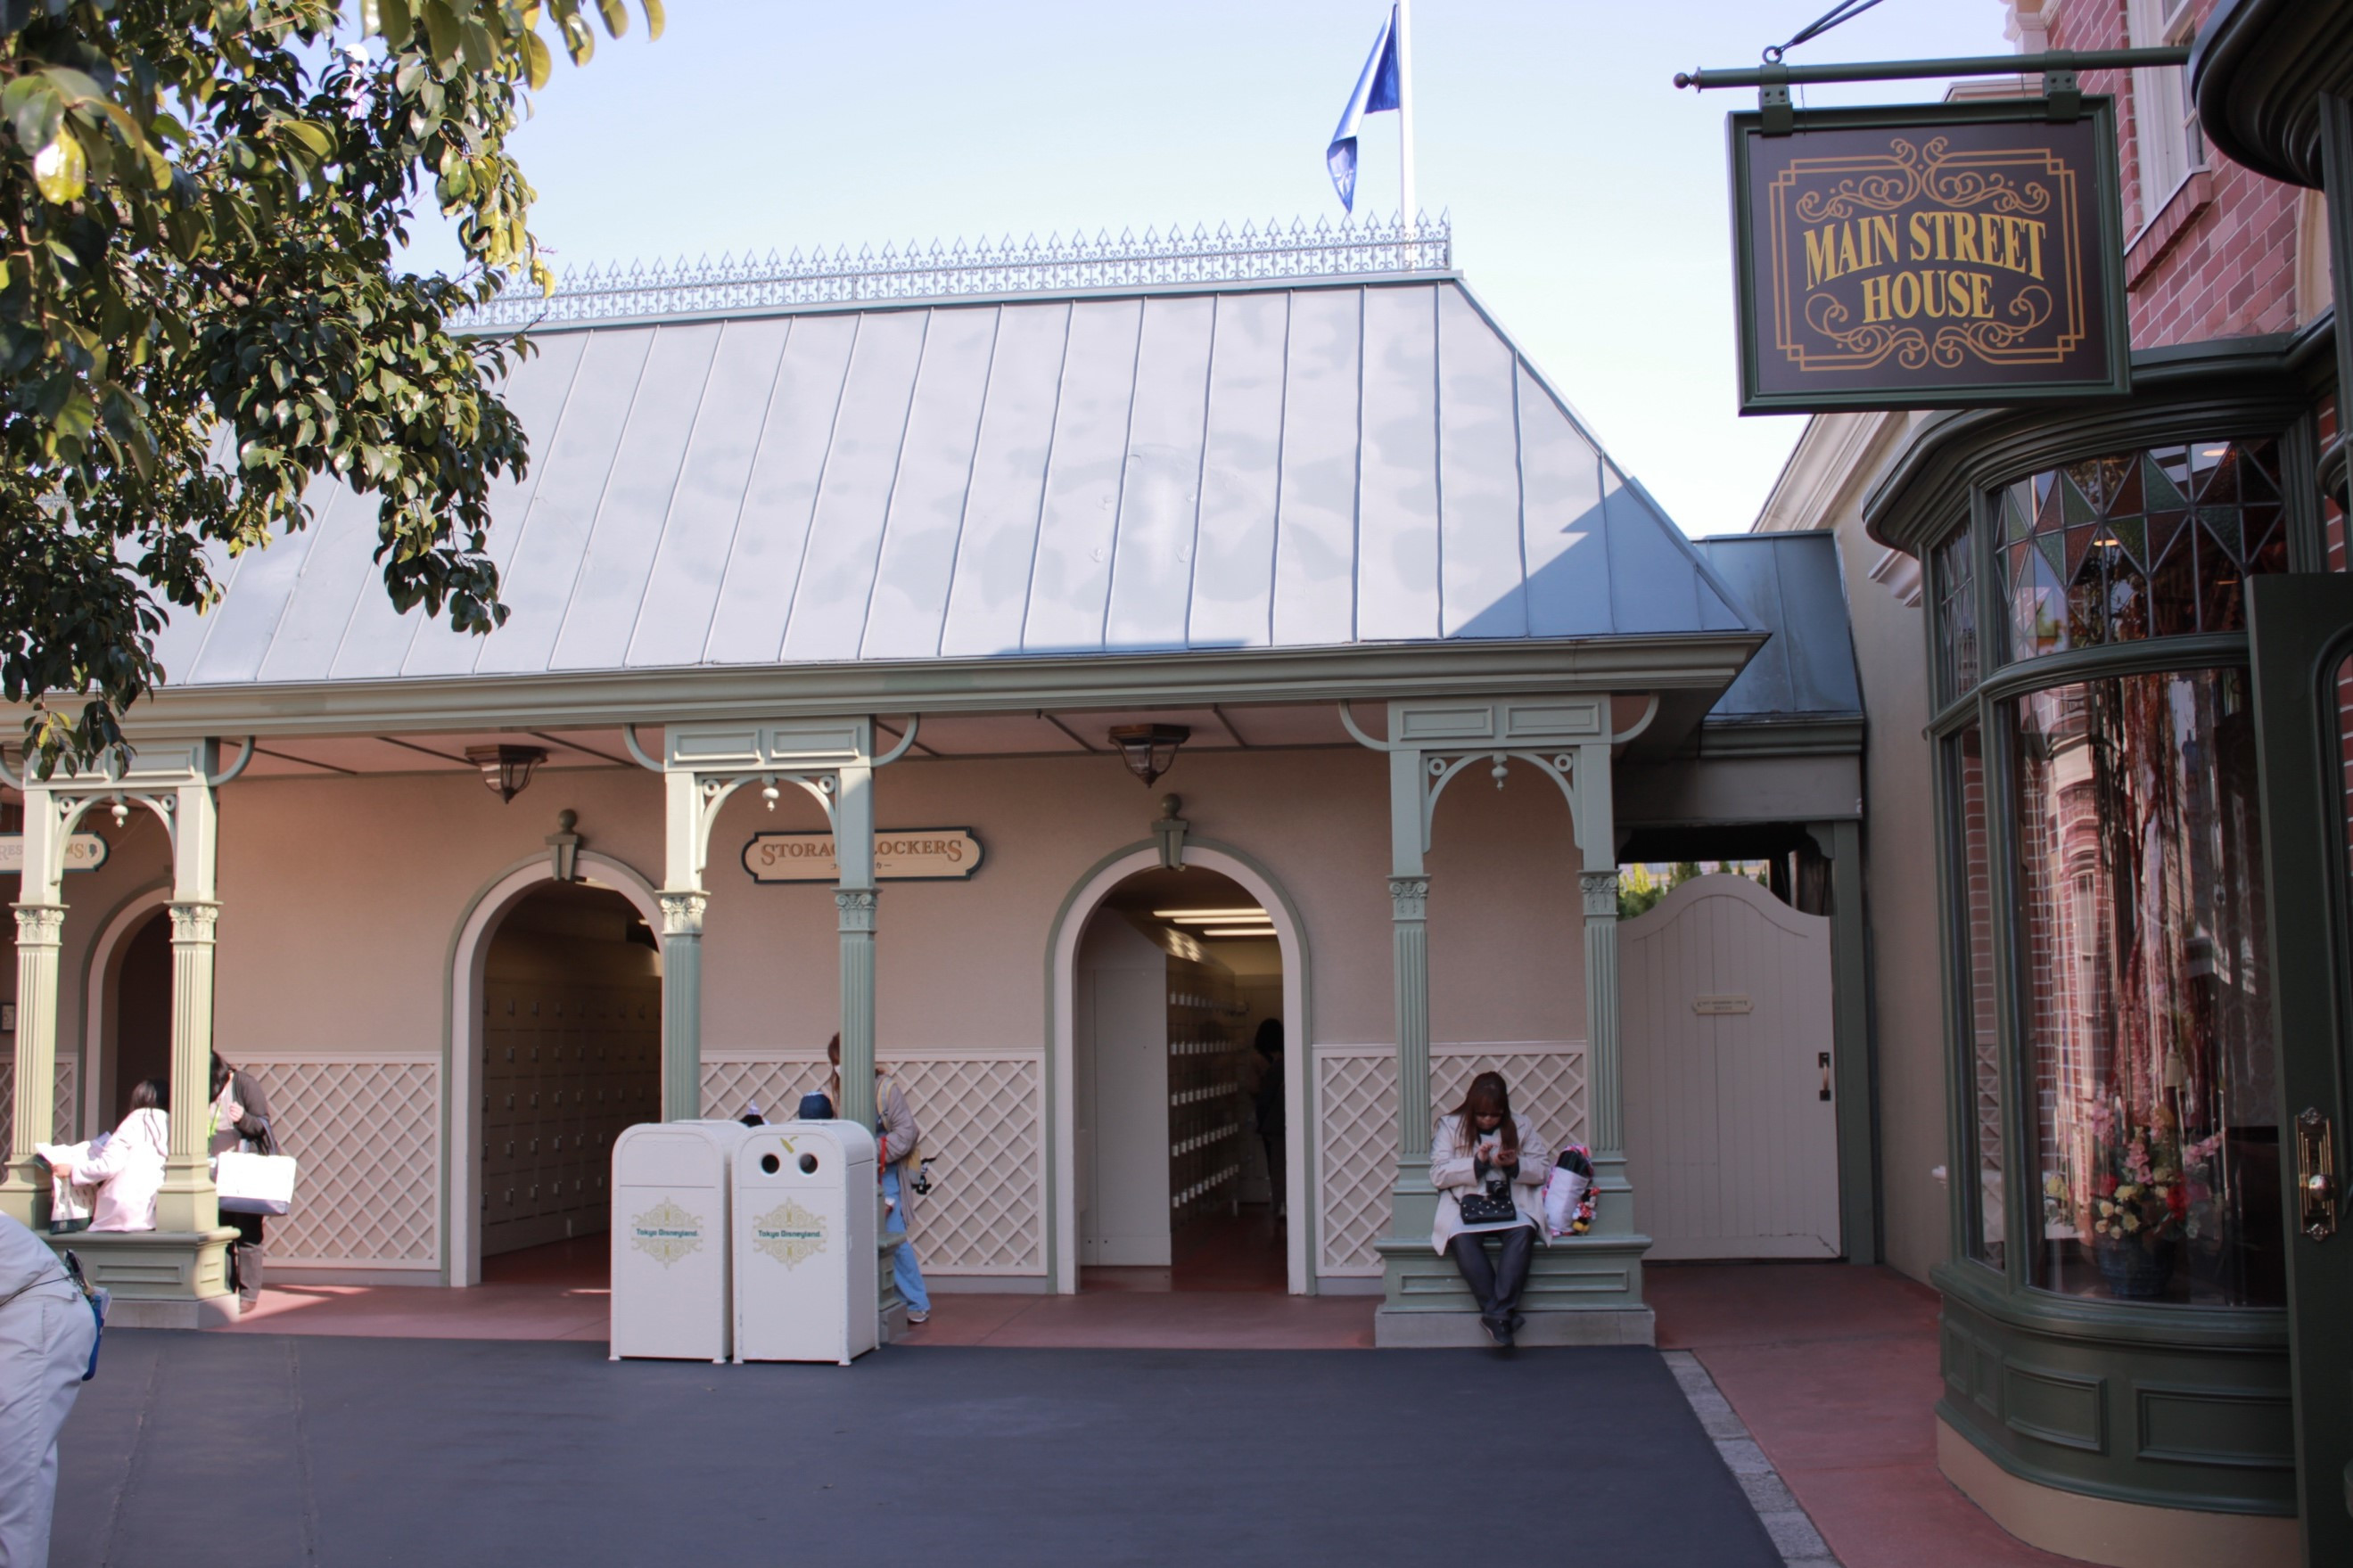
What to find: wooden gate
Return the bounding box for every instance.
[1620,874,1839,1260]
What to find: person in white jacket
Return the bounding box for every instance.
[0,1213,96,1568]
[1429,1071,1552,1347]
[48,1079,169,1233]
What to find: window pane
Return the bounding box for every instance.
[1934,527,1979,702]
[1952,724,2005,1268]
[1993,439,2287,666]
[2012,670,2283,1307]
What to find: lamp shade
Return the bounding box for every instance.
[1107,724,1189,787]
[465,744,547,804]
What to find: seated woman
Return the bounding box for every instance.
[1430,1071,1552,1346]
[49,1079,170,1233]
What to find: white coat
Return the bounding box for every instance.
[73,1107,168,1233]
[1428,1112,1551,1253]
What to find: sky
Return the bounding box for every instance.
[405,1,2018,538]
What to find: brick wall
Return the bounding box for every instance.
[2046,0,2306,346]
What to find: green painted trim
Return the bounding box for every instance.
[1728,97,2135,415]
[1935,1259,2291,1353]
[86,636,1768,743]
[1039,835,1317,1294]
[1695,716,1867,757]
[1819,820,1880,1264]
[1936,1270,2298,1515]
[1970,633,2253,703]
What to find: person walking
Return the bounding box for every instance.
[47,1080,169,1233]
[827,1035,932,1326]
[0,1213,96,1568]
[209,1054,276,1313]
[1430,1071,1552,1347]
[1251,1019,1287,1220]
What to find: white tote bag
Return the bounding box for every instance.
[214,1150,298,1216]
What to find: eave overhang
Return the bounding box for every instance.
[52,631,1768,753]
[2190,0,2353,190]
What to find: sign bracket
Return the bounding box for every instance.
[1759,63,1793,137]
[2042,51,2082,124]
[1678,45,2189,98]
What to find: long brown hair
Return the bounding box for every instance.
[1445,1071,1518,1160]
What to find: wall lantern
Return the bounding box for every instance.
[467,744,547,804]
[1108,724,1189,787]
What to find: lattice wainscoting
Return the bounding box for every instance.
[701,1056,824,1126]
[237,1055,440,1269]
[0,1055,78,1145]
[1315,1041,1587,1277]
[890,1055,1044,1276]
[701,1051,1047,1277]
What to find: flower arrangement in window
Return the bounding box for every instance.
[2076,1094,2225,1297]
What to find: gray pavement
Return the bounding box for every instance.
[54,1333,1781,1567]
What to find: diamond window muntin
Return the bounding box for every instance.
[1995,438,2287,663]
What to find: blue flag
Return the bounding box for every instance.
[1327,5,1402,214]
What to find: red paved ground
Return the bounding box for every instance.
[1652,1261,2080,1568]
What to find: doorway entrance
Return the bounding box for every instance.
[103,907,172,1128]
[477,882,662,1262]
[1073,866,1287,1293]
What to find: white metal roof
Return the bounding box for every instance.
[151,271,1755,692]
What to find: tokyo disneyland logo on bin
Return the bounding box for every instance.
[753,1201,828,1268]
[629,1200,705,1267]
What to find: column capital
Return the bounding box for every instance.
[1580,870,1620,919]
[656,890,709,937]
[1387,875,1429,921]
[835,886,877,932]
[168,900,221,943]
[10,902,64,946]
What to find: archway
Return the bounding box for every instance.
[448,853,662,1286]
[82,885,173,1138]
[1050,844,1311,1294]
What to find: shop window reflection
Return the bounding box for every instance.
[1951,724,2005,1269]
[1934,527,1979,702]
[2011,669,2283,1307]
[1996,439,2286,662]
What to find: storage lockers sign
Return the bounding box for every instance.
[742,828,983,883]
[1730,99,2129,413]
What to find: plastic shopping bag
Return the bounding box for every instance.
[214,1150,298,1216]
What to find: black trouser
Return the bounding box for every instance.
[227,1212,265,1302]
[1447,1227,1533,1323]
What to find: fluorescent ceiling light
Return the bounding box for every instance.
[1152,907,1266,922]
[1201,925,1278,937]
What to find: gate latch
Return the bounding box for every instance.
[2298,1107,2338,1241]
[1818,1053,1832,1103]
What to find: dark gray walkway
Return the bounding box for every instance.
[54,1334,1780,1567]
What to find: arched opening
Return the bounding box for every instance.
[104,908,172,1125]
[473,878,662,1281]
[1072,864,1290,1293]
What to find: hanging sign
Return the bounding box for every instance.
[1730,99,2129,413]
[742,828,984,883]
[0,833,109,875]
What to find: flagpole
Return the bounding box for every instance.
[1395,0,1416,236]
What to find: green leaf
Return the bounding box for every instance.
[641,0,664,40]
[423,0,462,62]
[278,118,333,159]
[4,76,64,154]
[370,0,415,45]
[38,67,107,108]
[519,28,552,87]
[596,0,628,36]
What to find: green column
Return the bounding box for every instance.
[154,900,221,1235]
[658,891,707,1121]
[1391,874,1432,1159]
[2,901,65,1226]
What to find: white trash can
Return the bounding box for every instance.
[610,1120,753,1363]
[732,1121,878,1365]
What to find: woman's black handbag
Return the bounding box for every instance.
[1457,1179,1519,1227]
